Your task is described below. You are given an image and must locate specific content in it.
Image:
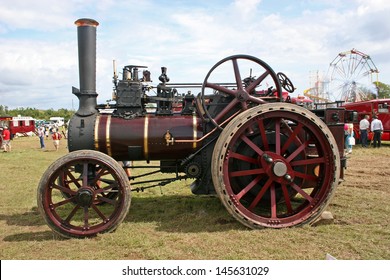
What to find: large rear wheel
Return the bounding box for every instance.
[212,103,340,228]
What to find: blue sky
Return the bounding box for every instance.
[1,0,390,109]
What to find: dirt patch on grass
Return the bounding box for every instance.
[343,145,390,192]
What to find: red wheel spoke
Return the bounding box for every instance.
[290,157,325,167]
[229,168,265,177]
[232,58,243,90]
[205,82,236,97]
[64,169,82,189]
[281,184,293,213]
[270,184,277,219]
[228,151,258,164]
[214,98,240,123]
[236,175,263,200]
[247,95,266,105]
[240,134,265,156]
[90,167,110,186]
[240,101,248,112]
[91,204,108,221]
[294,171,318,182]
[97,196,116,205]
[64,204,81,223]
[286,140,310,162]
[98,178,116,184]
[83,206,89,228]
[248,178,273,211]
[52,197,74,208]
[248,95,267,104]
[275,118,281,155]
[82,162,89,187]
[291,182,314,203]
[94,183,118,194]
[246,70,270,93]
[52,183,77,195]
[257,119,270,151]
[281,123,304,155]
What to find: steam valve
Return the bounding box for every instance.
[159,67,170,83]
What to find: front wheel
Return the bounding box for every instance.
[37,150,131,238]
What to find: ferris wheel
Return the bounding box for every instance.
[326,49,379,102]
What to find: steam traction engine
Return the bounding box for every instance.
[37,19,351,238]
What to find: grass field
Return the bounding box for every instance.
[0,135,389,260]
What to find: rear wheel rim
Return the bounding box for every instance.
[212,104,340,228]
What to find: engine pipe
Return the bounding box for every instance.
[68,18,100,152]
[73,18,99,116]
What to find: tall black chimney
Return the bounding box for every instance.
[68,19,99,152]
[73,18,99,116]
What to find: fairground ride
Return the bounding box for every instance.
[303,71,330,103]
[326,49,379,102]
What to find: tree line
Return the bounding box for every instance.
[0,105,75,122]
[376,81,390,99]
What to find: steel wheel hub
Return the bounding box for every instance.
[273,161,287,177]
[76,187,95,207]
[261,153,294,184]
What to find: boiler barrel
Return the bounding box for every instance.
[93,114,203,161]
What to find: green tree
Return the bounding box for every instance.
[0,105,75,121]
[374,81,390,99]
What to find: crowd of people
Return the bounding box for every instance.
[37,125,63,151]
[345,114,384,154]
[0,124,65,153]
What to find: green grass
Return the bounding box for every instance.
[0,136,389,259]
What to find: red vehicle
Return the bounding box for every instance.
[342,98,390,141]
[291,95,314,109]
[0,116,36,141]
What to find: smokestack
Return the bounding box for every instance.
[73,18,99,116]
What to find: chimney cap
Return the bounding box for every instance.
[75,18,99,27]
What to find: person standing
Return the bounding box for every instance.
[1,126,11,152]
[359,115,370,148]
[51,128,62,151]
[344,123,349,151]
[345,123,355,154]
[370,115,384,148]
[0,127,3,150]
[38,126,45,149]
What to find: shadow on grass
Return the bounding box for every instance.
[1,207,68,242]
[123,194,245,233]
[0,207,45,227]
[2,194,244,241]
[3,231,64,242]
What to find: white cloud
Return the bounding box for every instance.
[0,0,74,31]
[0,0,389,109]
[232,0,262,19]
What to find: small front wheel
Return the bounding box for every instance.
[37,150,131,238]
